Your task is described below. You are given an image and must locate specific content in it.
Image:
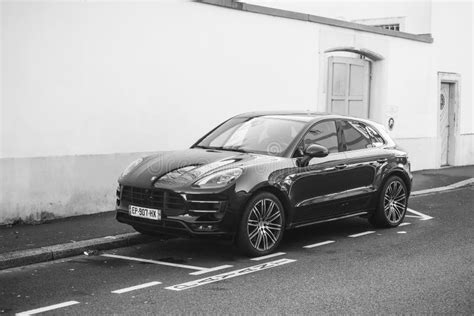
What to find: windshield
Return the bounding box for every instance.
[194,116,307,156]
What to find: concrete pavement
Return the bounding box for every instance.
[0,165,472,271]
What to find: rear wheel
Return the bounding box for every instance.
[236,192,285,257]
[369,176,407,228]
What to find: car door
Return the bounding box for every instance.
[289,119,350,223]
[338,120,388,214]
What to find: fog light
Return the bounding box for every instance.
[194,224,216,232]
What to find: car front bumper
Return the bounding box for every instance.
[115,184,249,238]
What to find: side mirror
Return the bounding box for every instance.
[305,144,329,158]
[298,144,329,167]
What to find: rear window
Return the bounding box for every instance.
[341,121,372,151]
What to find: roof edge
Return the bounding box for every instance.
[195,0,433,44]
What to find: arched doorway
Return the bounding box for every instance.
[325,47,383,118]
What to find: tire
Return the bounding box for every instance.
[369,176,408,228]
[236,192,286,257]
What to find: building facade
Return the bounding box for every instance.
[1,0,472,223]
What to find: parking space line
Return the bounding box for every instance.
[166,258,296,291]
[16,301,79,315]
[189,265,234,275]
[399,222,411,226]
[102,254,206,272]
[250,252,286,261]
[303,240,335,249]
[348,231,376,238]
[101,254,232,275]
[111,281,161,294]
[406,208,433,220]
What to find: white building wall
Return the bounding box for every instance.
[245,0,433,34]
[1,0,318,159]
[431,1,473,166]
[1,0,320,223]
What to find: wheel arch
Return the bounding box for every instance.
[382,169,412,195]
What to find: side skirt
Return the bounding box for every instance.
[290,211,369,229]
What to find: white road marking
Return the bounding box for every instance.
[16,301,79,315]
[111,281,161,294]
[189,265,234,275]
[411,178,474,196]
[399,222,411,226]
[166,258,296,291]
[397,231,407,234]
[250,252,286,261]
[406,208,433,221]
[303,240,335,249]
[101,254,232,275]
[348,231,376,238]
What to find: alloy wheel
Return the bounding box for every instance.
[247,198,283,252]
[383,180,407,224]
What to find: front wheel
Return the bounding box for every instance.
[236,192,285,257]
[369,176,408,228]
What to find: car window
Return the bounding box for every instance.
[365,125,386,147]
[341,121,372,151]
[302,120,339,154]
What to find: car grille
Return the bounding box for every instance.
[120,186,186,215]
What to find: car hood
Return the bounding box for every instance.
[119,148,279,189]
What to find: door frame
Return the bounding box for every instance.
[327,56,371,118]
[437,72,461,167]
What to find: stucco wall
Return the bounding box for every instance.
[1,0,318,159]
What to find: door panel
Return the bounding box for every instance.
[342,148,387,213]
[328,56,370,118]
[338,120,385,214]
[290,152,348,222]
[440,83,450,166]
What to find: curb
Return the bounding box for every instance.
[0,232,158,270]
[411,178,474,196]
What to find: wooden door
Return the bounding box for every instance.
[440,83,453,166]
[327,57,370,118]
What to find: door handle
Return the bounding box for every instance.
[377,158,388,163]
[335,164,347,169]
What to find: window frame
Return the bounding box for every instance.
[339,119,374,152]
[293,119,343,157]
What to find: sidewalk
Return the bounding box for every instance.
[1,165,472,269]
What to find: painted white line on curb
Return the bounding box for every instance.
[16,301,79,316]
[303,240,335,249]
[189,265,234,275]
[166,258,296,291]
[406,208,433,221]
[411,178,474,196]
[399,222,411,226]
[112,281,161,294]
[348,231,376,238]
[102,254,214,273]
[251,252,286,261]
[397,231,407,234]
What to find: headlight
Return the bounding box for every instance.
[120,158,143,178]
[194,168,243,188]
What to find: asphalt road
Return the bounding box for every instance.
[1,187,473,315]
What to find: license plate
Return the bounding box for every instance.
[129,205,161,220]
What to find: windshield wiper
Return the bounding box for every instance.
[193,145,248,153]
[210,146,248,153]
